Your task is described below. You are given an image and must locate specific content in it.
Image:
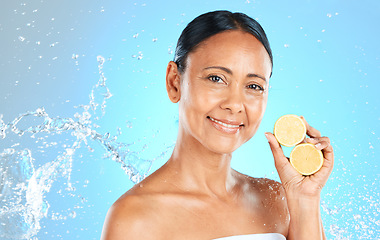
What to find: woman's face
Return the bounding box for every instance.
[178,30,272,154]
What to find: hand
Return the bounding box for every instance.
[265,116,334,198]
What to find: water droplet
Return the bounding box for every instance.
[18,36,25,42]
[97,55,105,65]
[126,121,133,128]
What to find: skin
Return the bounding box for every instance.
[101,30,334,240]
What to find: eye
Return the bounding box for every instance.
[208,75,223,83]
[247,84,264,91]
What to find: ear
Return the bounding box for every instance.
[166,61,181,103]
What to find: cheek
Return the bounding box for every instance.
[185,82,217,112]
[179,82,211,125]
[246,95,268,125]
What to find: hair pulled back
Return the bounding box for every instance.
[173,10,273,74]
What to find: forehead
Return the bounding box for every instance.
[186,30,272,76]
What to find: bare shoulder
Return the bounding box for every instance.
[233,171,290,234]
[234,170,284,194]
[250,176,285,198]
[101,184,163,240]
[241,174,287,207]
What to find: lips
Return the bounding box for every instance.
[207,116,244,134]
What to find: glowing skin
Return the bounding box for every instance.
[176,30,272,154]
[101,29,333,240]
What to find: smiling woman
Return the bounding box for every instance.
[101,10,333,240]
[170,30,271,155]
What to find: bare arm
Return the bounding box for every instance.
[286,196,325,239]
[266,116,334,240]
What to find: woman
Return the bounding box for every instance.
[101,10,334,240]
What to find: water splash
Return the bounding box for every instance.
[0,56,170,239]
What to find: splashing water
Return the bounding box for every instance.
[0,56,170,239]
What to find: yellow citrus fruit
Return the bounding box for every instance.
[274,114,306,147]
[290,143,324,175]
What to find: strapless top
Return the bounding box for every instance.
[213,233,286,240]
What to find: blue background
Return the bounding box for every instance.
[0,0,379,239]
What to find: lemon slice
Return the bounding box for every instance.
[274,114,306,147]
[290,143,324,175]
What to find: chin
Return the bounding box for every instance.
[203,138,244,155]
[201,129,258,155]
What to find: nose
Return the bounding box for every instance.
[220,86,244,114]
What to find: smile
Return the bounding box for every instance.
[208,116,242,128]
[207,116,244,134]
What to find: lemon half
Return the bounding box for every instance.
[274,114,306,147]
[290,143,324,175]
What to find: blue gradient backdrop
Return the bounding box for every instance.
[0,0,379,239]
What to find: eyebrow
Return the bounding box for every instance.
[203,66,267,82]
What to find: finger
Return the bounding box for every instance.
[312,144,334,186]
[305,137,331,144]
[265,132,290,170]
[300,116,321,138]
[321,143,334,168]
[265,132,301,184]
[305,137,331,150]
[265,132,285,158]
[304,136,334,163]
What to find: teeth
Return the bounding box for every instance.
[209,117,241,128]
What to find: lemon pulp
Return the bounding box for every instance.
[290,143,324,175]
[274,114,306,147]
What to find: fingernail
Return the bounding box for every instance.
[264,133,270,142]
[315,143,322,150]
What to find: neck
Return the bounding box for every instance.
[164,126,236,198]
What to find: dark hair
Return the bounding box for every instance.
[174,10,273,74]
